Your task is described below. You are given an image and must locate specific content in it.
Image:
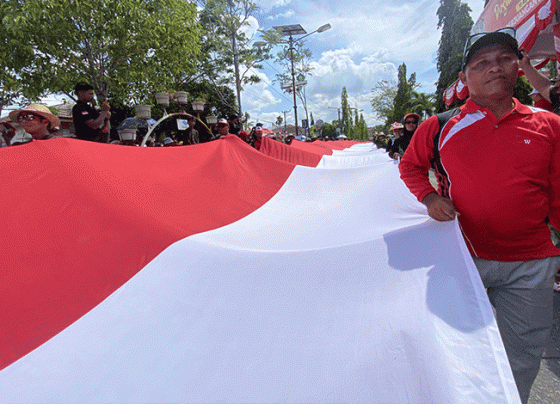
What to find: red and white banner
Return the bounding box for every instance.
[443,78,470,107]
[473,0,556,55]
[0,137,520,403]
[444,0,558,106]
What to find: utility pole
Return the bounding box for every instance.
[329,106,362,138]
[282,110,290,134]
[274,23,331,138]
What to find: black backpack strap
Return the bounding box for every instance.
[429,108,460,198]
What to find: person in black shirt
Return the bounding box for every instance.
[72,82,111,142]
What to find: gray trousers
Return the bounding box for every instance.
[473,256,560,404]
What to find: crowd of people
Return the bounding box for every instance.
[0,84,308,150]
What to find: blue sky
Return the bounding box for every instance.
[242,0,486,128]
[19,1,486,128]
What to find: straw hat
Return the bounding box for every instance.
[9,104,60,129]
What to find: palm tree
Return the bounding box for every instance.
[409,92,435,120]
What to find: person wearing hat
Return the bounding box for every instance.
[72,81,111,142]
[385,122,404,159]
[246,124,264,149]
[387,113,420,160]
[227,113,250,141]
[214,118,231,139]
[399,28,560,403]
[163,137,177,147]
[8,104,61,141]
[402,112,420,140]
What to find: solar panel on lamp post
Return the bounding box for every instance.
[271,23,331,138]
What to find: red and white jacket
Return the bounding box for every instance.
[400,98,560,261]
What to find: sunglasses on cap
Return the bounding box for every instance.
[18,113,44,122]
[462,27,519,69]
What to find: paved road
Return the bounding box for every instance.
[528,290,560,404]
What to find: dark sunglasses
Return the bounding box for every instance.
[404,120,418,125]
[462,27,519,69]
[18,113,43,122]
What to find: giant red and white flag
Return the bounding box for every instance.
[0,136,520,403]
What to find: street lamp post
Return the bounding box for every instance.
[273,23,331,138]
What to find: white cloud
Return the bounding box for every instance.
[241,15,260,38]
[242,69,282,114]
[254,0,292,13]
[266,10,295,20]
[244,0,488,128]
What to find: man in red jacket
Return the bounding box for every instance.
[399,28,560,404]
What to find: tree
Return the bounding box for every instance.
[0,1,36,113]
[196,0,269,116]
[371,80,397,124]
[320,122,338,139]
[0,75,21,116]
[546,60,558,81]
[260,27,315,125]
[3,0,200,105]
[275,115,283,128]
[435,0,474,112]
[390,63,417,123]
[513,76,533,105]
[409,91,435,119]
[353,108,360,139]
[341,87,352,137]
[354,113,368,141]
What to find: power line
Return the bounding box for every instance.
[246,67,292,103]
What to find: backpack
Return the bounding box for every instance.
[429,107,460,198]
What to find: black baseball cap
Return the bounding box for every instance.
[75,81,94,92]
[462,27,519,71]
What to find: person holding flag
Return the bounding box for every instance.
[399,28,560,403]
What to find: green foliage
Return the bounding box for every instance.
[435,0,474,112]
[341,87,351,137]
[373,123,387,133]
[546,60,558,81]
[260,26,315,118]
[371,63,429,126]
[0,1,32,111]
[355,113,369,140]
[260,27,314,90]
[513,76,533,105]
[409,92,435,119]
[2,0,200,105]
[196,0,267,115]
[390,63,417,123]
[371,80,398,122]
[320,122,338,139]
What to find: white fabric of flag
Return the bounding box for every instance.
[0,144,520,403]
